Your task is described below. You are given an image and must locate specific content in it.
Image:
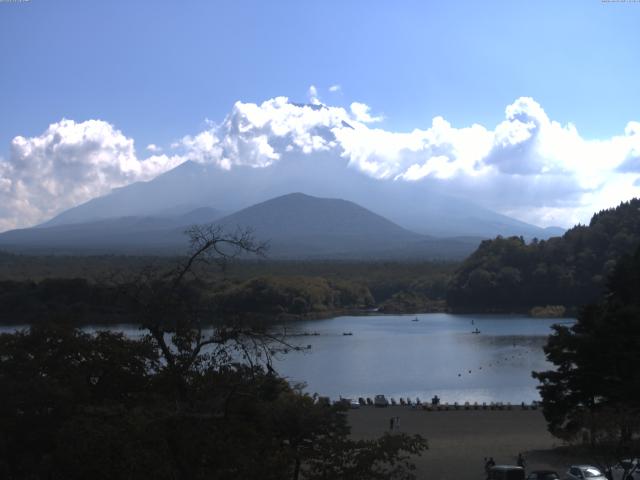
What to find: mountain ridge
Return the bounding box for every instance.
[0,192,483,259]
[39,156,563,239]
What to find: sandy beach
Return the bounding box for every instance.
[348,406,593,480]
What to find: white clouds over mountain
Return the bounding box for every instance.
[1,95,639,231]
[0,120,183,232]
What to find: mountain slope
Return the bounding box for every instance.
[213,192,422,257]
[0,207,222,253]
[41,155,561,239]
[0,193,481,259]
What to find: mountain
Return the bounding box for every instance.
[214,193,481,258]
[0,193,481,259]
[41,155,562,239]
[0,207,222,254]
[447,198,640,312]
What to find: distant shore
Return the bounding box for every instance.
[348,407,593,480]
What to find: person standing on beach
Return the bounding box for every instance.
[389,417,394,430]
[517,452,525,468]
[484,457,495,479]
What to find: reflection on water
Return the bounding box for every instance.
[272,313,574,404]
[0,313,574,404]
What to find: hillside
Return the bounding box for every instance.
[40,156,562,239]
[447,198,640,312]
[0,193,481,259]
[0,207,222,254]
[215,193,420,258]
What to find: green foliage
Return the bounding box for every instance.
[212,275,374,316]
[532,244,640,449]
[0,278,135,324]
[0,259,458,324]
[448,199,640,311]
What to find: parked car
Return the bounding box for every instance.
[565,465,606,480]
[374,394,389,407]
[489,465,525,480]
[526,471,560,480]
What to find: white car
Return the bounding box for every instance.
[565,465,606,480]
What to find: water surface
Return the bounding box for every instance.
[1,313,573,404]
[272,313,573,404]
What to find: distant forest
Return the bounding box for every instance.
[0,257,455,325]
[447,198,640,312]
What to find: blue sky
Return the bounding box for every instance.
[1,0,640,231]
[2,0,638,147]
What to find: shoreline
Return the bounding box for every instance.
[0,307,576,328]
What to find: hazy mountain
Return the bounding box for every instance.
[42,154,563,239]
[213,193,445,258]
[0,193,481,259]
[0,207,223,254]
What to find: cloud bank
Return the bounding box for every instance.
[1,94,640,231]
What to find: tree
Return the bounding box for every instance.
[0,225,428,479]
[532,244,640,461]
[448,198,640,312]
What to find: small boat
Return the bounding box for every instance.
[342,332,353,336]
[472,328,481,334]
[412,317,419,322]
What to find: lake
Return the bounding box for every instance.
[1,313,573,404]
[271,313,574,404]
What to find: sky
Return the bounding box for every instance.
[1,0,640,232]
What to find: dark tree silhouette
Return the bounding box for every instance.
[532,244,640,462]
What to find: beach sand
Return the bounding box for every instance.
[348,406,591,480]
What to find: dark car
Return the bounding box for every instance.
[489,465,525,480]
[526,470,560,480]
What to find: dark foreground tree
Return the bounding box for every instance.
[533,244,640,462]
[0,226,427,480]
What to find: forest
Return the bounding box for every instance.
[0,256,455,324]
[447,199,640,313]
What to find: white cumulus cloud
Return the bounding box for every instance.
[2,95,640,231]
[0,119,185,231]
[146,143,162,153]
[307,85,320,105]
[349,102,384,124]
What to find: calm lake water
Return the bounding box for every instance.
[271,313,574,404]
[1,313,574,404]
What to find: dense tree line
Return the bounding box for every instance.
[0,278,136,324]
[211,276,374,315]
[0,276,374,325]
[447,198,640,312]
[532,244,640,462]
[0,259,455,324]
